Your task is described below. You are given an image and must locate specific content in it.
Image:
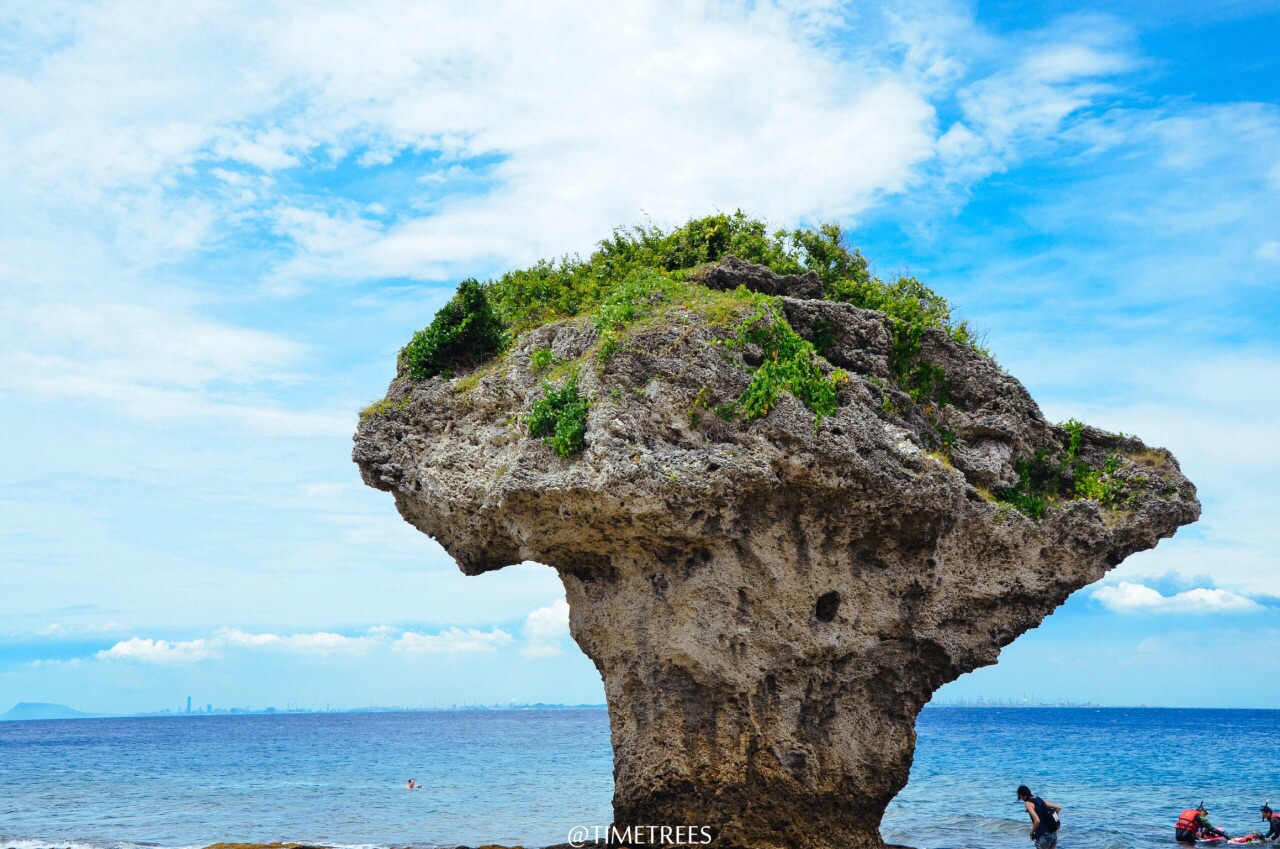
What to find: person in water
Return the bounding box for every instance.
[1017,785,1063,849]
[1260,806,1280,842]
[406,778,417,790]
[1176,804,1224,843]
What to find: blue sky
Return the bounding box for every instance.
[1,0,1278,715]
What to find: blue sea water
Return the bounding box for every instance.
[2,708,1279,849]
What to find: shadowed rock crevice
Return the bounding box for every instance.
[355,245,1198,849]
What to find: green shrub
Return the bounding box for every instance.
[996,450,1061,520]
[527,373,590,458]
[789,223,871,287]
[722,293,849,423]
[996,420,1134,518]
[403,279,507,379]
[486,258,607,334]
[1074,451,1128,505]
[597,212,804,275]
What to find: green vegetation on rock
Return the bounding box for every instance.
[359,396,410,419]
[592,268,685,360]
[996,419,1141,519]
[373,211,1165,511]
[831,274,976,402]
[482,211,977,345]
[397,211,992,455]
[529,346,562,372]
[527,372,590,459]
[402,278,507,379]
[722,291,848,422]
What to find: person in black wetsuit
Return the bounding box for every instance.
[1017,785,1063,849]
[1259,806,1280,842]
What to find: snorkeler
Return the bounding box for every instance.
[1176,804,1224,844]
[1260,805,1280,842]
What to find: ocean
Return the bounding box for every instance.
[2,707,1279,849]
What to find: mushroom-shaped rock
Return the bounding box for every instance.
[355,247,1198,849]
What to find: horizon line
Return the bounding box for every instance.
[8,701,1280,723]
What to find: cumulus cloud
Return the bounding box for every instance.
[521,599,571,658]
[4,1,1176,676]
[0,1,1142,434]
[216,628,376,653]
[97,637,217,663]
[1092,582,1265,614]
[73,608,575,665]
[82,625,511,664]
[392,627,514,654]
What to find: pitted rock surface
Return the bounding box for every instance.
[354,276,1199,849]
[693,254,825,299]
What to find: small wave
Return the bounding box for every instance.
[0,839,435,849]
[0,841,317,849]
[0,841,205,849]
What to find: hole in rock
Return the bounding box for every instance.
[814,591,840,622]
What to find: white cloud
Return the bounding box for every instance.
[216,628,375,653]
[80,625,513,664]
[37,621,129,638]
[0,0,1144,438]
[943,17,1135,182]
[521,599,571,658]
[97,637,217,663]
[392,627,514,654]
[0,1,1175,696]
[12,2,1137,286]
[1092,582,1264,614]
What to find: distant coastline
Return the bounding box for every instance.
[0,700,608,722]
[926,698,1103,708]
[8,700,1278,723]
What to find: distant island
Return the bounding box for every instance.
[0,702,96,721]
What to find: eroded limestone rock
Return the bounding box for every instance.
[354,259,1198,849]
[694,255,825,299]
